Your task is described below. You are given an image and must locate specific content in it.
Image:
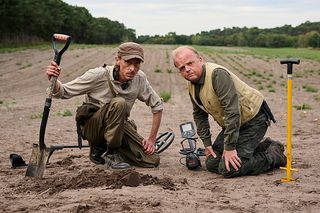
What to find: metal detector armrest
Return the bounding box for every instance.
[179,138,197,155]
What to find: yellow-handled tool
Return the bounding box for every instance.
[280,59,300,182]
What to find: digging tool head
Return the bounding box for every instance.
[25,144,50,178]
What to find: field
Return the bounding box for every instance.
[0,45,320,212]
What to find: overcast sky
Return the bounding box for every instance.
[63,0,319,36]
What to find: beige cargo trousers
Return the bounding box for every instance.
[81,96,160,167]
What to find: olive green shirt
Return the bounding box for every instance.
[190,66,240,150]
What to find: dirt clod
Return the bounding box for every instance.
[121,170,141,187]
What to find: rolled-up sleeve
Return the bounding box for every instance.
[51,68,100,99]
[49,80,64,98]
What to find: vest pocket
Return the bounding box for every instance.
[239,97,254,124]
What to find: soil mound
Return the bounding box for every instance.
[14,167,177,195]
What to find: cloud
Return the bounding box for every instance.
[63,0,320,35]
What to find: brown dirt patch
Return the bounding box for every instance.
[1,45,320,212]
[12,168,176,196]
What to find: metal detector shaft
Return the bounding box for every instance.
[46,145,89,164]
[179,137,197,155]
[187,138,195,151]
[50,145,89,149]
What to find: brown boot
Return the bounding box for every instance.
[89,143,107,165]
[102,149,131,170]
[266,140,287,168]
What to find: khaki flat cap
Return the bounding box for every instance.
[117,42,144,62]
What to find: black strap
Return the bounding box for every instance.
[261,100,276,123]
[76,122,83,149]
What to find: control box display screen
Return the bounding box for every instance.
[180,121,196,138]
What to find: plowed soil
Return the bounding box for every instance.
[1,45,320,212]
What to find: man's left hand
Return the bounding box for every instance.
[143,138,155,155]
[223,150,241,171]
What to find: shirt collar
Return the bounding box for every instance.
[112,66,130,90]
[112,65,120,80]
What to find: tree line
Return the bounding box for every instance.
[1,0,319,48]
[0,0,135,45]
[137,21,320,48]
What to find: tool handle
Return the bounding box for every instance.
[53,33,70,42]
[39,34,72,150]
[280,59,300,65]
[49,34,72,97]
[280,59,300,74]
[39,98,52,149]
[52,33,72,65]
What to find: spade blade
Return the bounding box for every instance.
[25,144,50,178]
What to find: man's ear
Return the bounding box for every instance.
[115,56,121,65]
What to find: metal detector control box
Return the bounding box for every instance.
[179,121,196,139]
[178,121,205,170]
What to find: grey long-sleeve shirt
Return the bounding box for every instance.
[52,65,163,117]
[190,66,240,150]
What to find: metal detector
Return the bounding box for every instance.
[178,121,205,170]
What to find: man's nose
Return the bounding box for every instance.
[128,64,135,71]
[185,65,191,72]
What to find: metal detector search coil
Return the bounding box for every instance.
[155,131,175,154]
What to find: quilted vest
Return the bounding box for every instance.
[188,62,264,127]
